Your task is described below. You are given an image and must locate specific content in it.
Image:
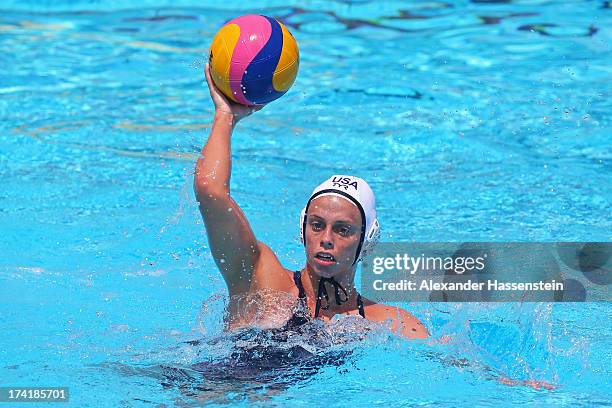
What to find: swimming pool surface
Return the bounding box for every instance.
[1,0,610,406]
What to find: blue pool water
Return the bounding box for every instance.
[1,0,610,406]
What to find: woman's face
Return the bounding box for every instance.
[304,195,363,278]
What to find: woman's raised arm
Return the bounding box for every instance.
[194,64,263,296]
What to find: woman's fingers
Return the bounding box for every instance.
[205,63,223,99]
[204,63,217,96]
[204,63,211,84]
[205,64,265,120]
[205,63,232,110]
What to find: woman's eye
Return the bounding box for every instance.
[310,222,323,231]
[337,226,351,236]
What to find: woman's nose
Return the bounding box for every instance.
[321,240,333,249]
[320,228,334,249]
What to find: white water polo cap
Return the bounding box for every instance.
[300,175,380,264]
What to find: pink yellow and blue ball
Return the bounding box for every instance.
[208,14,299,106]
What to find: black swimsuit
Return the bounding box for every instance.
[285,270,365,329]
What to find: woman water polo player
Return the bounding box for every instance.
[194,64,429,339]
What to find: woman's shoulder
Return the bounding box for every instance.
[362,298,430,339]
[250,241,295,292]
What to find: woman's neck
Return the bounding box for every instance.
[303,264,359,316]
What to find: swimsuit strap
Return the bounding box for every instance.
[293,270,307,299]
[357,293,365,318]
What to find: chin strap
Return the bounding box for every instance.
[314,277,349,318]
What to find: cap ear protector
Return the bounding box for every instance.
[359,217,380,262]
[300,176,380,265]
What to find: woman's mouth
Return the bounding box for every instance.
[315,252,337,266]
